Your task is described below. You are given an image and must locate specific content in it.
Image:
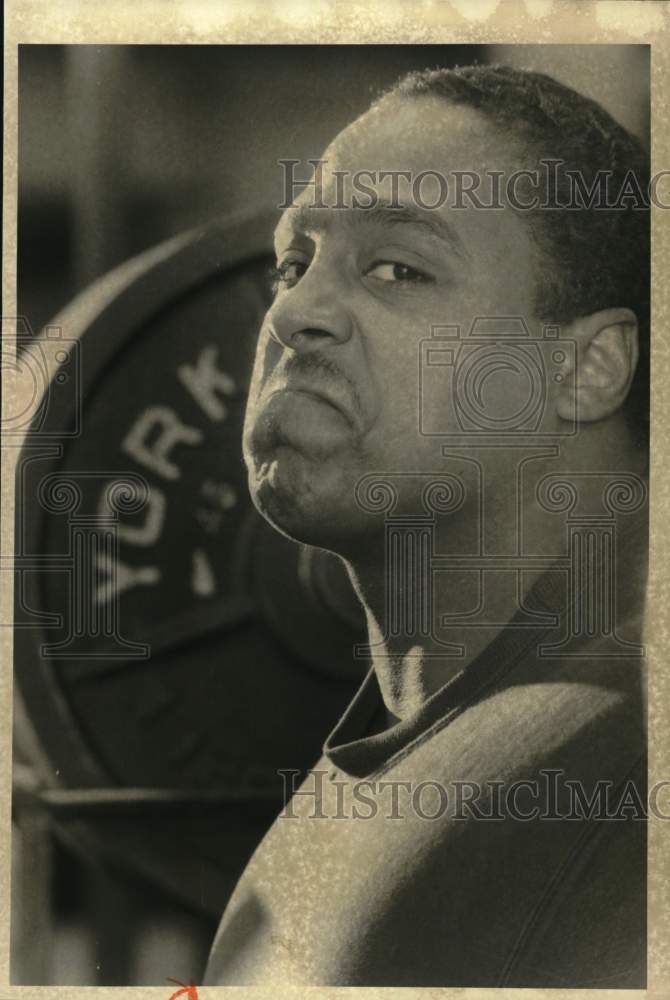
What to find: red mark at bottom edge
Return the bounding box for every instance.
[167,977,198,1000]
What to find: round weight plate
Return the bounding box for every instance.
[14,209,367,916]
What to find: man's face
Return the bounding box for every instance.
[243,95,545,552]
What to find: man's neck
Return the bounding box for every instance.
[342,423,647,725]
[352,564,549,724]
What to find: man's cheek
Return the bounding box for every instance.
[247,332,280,404]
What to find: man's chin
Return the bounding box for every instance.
[248,448,364,551]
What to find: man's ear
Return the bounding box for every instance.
[556,308,639,423]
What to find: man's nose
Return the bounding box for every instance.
[267,261,353,351]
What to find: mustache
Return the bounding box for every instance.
[280,352,364,418]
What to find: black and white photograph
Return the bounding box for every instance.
[4,2,666,993]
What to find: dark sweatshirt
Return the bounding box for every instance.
[205,537,646,987]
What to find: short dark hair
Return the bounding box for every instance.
[379,64,650,441]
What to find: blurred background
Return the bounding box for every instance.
[19,43,649,338]
[14,43,649,986]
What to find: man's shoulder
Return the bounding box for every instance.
[393,644,645,791]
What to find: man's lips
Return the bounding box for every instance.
[266,381,359,430]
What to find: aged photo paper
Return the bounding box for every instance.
[2,1,669,998]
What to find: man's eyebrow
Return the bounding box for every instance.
[274,201,469,259]
[364,204,469,258]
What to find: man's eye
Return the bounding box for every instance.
[270,259,308,291]
[365,261,431,284]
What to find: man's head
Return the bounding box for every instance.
[242,64,649,556]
